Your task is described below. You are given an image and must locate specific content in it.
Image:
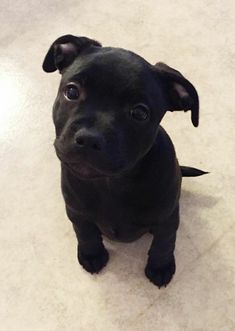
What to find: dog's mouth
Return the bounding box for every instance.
[54,140,138,180]
[63,160,108,179]
[55,148,123,180]
[62,158,142,180]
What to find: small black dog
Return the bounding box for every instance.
[42,35,206,288]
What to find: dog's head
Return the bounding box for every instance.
[43,34,199,179]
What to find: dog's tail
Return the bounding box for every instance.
[180,166,209,177]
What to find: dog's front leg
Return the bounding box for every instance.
[145,205,179,288]
[66,206,109,274]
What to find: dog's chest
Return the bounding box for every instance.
[63,175,161,241]
[62,167,178,241]
[93,181,152,241]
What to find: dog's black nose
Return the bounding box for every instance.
[75,129,104,151]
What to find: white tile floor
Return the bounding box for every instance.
[0,1,234,330]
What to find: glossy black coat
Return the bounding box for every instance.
[43,35,200,288]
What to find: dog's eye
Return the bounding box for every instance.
[65,84,80,100]
[130,104,150,121]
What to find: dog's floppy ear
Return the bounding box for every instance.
[42,34,102,73]
[154,62,199,127]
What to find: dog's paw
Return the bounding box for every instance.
[145,257,176,288]
[77,246,109,274]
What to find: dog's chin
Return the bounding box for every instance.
[62,159,126,180]
[63,161,106,179]
[55,148,135,180]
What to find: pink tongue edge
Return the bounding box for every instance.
[77,162,104,177]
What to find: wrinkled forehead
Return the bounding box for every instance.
[62,48,154,100]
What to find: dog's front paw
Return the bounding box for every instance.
[78,246,109,274]
[145,257,176,288]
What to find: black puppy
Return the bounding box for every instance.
[42,35,206,288]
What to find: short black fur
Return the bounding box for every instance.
[43,35,206,288]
